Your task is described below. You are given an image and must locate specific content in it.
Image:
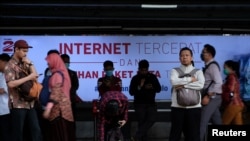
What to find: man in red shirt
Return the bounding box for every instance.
[97,60,122,97]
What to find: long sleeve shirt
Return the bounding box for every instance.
[97,76,122,97]
[97,91,128,141]
[222,73,244,108]
[68,69,79,102]
[129,72,161,104]
[170,64,205,108]
[204,59,223,94]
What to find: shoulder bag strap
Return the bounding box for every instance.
[52,71,64,86]
[174,67,185,77]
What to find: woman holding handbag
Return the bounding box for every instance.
[221,60,245,125]
[43,53,75,141]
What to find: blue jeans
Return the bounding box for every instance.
[10,108,42,141]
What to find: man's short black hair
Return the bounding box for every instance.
[0,53,11,62]
[103,60,114,68]
[47,49,60,55]
[61,54,70,59]
[204,44,216,57]
[139,59,149,69]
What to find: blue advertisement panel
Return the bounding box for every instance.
[1,35,250,101]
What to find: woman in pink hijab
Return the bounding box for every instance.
[43,53,75,141]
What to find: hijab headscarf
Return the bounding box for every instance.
[46,53,71,98]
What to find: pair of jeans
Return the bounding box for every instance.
[10,108,42,141]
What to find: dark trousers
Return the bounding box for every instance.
[134,104,157,141]
[121,120,131,139]
[0,114,11,141]
[10,108,42,141]
[105,121,123,141]
[50,116,76,141]
[71,102,77,131]
[169,107,201,141]
[36,108,51,141]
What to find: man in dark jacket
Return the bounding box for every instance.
[61,54,80,126]
[129,59,161,141]
[97,60,122,97]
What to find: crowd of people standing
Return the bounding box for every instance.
[0,39,248,141]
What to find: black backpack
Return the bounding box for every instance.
[105,99,120,117]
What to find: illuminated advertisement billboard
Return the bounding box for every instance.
[1,35,250,101]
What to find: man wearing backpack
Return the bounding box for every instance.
[200,44,223,141]
[169,47,205,141]
[97,91,128,141]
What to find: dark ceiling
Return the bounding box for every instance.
[1,0,250,35]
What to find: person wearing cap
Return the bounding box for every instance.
[129,59,161,141]
[0,53,11,141]
[4,40,42,141]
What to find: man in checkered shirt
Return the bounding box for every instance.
[97,91,128,141]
